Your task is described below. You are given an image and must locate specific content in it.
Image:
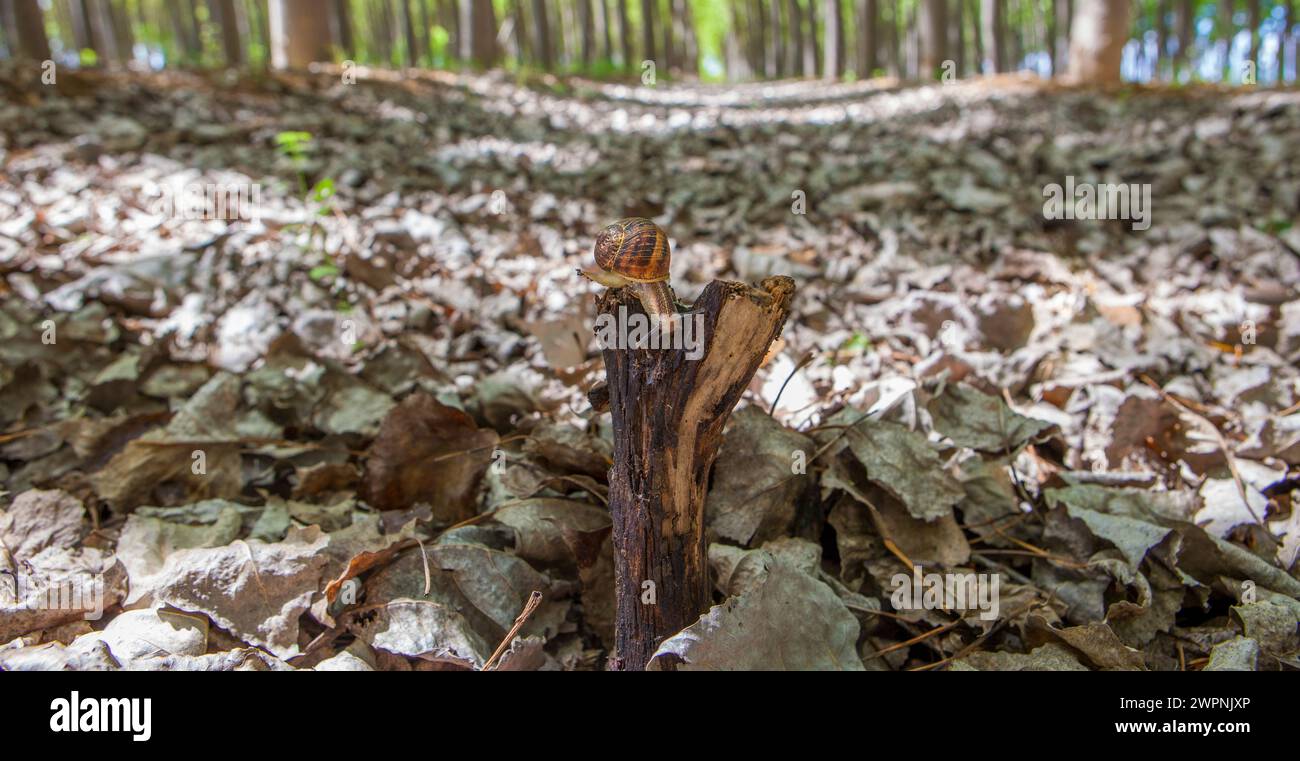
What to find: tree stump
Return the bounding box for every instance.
[595,276,796,670]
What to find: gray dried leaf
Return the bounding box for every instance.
[819,409,964,521]
[147,526,329,658]
[1231,601,1299,658]
[706,406,812,546]
[951,643,1089,671]
[1203,637,1259,671]
[347,599,490,669]
[0,488,84,561]
[927,383,1055,453]
[116,506,244,605]
[647,555,862,671]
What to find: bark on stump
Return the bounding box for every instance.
[595,276,795,670]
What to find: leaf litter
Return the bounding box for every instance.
[0,64,1298,670]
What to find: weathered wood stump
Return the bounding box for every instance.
[595,276,796,670]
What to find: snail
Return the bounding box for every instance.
[578,217,677,328]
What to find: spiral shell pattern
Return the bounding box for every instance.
[593,217,671,283]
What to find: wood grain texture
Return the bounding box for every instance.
[597,276,795,670]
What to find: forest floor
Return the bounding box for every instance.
[0,64,1298,670]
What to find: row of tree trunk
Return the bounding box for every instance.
[4,0,1292,85]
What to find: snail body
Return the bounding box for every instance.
[579,217,677,330]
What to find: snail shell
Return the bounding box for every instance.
[593,217,671,283]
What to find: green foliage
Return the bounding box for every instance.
[429,25,450,66]
[310,178,336,208]
[309,264,340,282]
[691,0,731,80]
[274,131,315,162]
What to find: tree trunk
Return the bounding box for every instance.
[468,0,498,66]
[1218,0,1234,80]
[1278,0,1292,82]
[183,0,203,59]
[617,0,632,67]
[165,0,195,63]
[440,0,458,60]
[108,0,134,63]
[399,0,419,65]
[330,0,353,58]
[0,0,16,55]
[857,0,878,76]
[1066,0,1131,84]
[638,0,654,64]
[250,0,270,65]
[953,0,966,75]
[598,0,613,61]
[919,0,947,77]
[598,276,796,671]
[727,0,750,78]
[269,0,333,69]
[533,0,552,67]
[11,0,52,60]
[553,0,570,64]
[768,0,784,76]
[1173,0,1192,77]
[787,0,805,74]
[824,0,844,78]
[509,0,525,64]
[750,0,762,76]
[806,0,821,74]
[909,0,920,75]
[418,0,432,62]
[1053,0,1071,74]
[578,0,595,65]
[457,0,471,60]
[1008,0,1022,68]
[663,0,678,73]
[79,0,119,63]
[982,0,1006,72]
[67,0,92,52]
[1246,0,1260,68]
[883,0,899,75]
[97,0,125,64]
[213,0,242,65]
[680,0,700,73]
[1154,0,1169,79]
[380,0,397,64]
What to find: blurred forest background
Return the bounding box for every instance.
[2,0,1298,85]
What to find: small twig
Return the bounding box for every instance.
[482,590,543,671]
[861,619,963,662]
[907,599,1039,671]
[842,601,915,621]
[1273,400,1300,419]
[971,553,1033,586]
[416,538,431,595]
[769,349,816,416]
[973,547,1089,570]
